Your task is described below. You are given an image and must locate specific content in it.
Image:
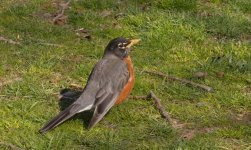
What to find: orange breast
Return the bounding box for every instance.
[115,56,135,105]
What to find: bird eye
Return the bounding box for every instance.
[118,43,126,49]
[118,43,123,47]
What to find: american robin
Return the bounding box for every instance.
[39,37,140,133]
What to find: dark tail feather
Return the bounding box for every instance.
[39,104,80,134]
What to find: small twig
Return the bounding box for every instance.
[52,0,71,24]
[27,37,66,47]
[144,70,213,92]
[69,83,84,91]
[0,77,23,87]
[0,36,20,45]
[149,91,174,126]
[37,42,65,47]
[129,91,174,127]
[0,141,23,150]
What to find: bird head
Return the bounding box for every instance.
[104,37,140,59]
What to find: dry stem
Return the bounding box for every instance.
[0,77,23,87]
[0,141,23,150]
[52,0,71,24]
[0,36,20,45]
[144,70,213,92]
[129,91,174,127]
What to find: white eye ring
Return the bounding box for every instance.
[118,43,123,47]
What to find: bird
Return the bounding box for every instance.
[39,37,140,134]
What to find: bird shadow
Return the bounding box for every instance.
[58,88,93,128]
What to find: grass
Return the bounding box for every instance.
[0,0,250,149]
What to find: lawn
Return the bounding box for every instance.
[0,0,250,149]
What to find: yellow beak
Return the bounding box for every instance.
[126,39,141,48]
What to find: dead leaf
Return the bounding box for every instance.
[141,2,151,11]
[235,112,251,124]
[59,2,70,10]
[171,119,189,129]
[43,13,52,19]
[181,129,196,140]
[114,13,125,19]
[198,10,213,17]
[103,120,116,129]
[216,71,224,78]
[53,15,68,25]
[246,79,251,84]
[116,0,123,5]
[75,28,92,40]
[113,22,122,29]
[241,34,251,43]
[196,102,208,107]
[84,35,92,40]
[75,28,88,33]
[243,86,251,94]
[193,71,208,78]
[100,10,112,17]
[49,73,62,85]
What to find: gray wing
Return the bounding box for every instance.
[86,58,129,128]
[39,58,129,133]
